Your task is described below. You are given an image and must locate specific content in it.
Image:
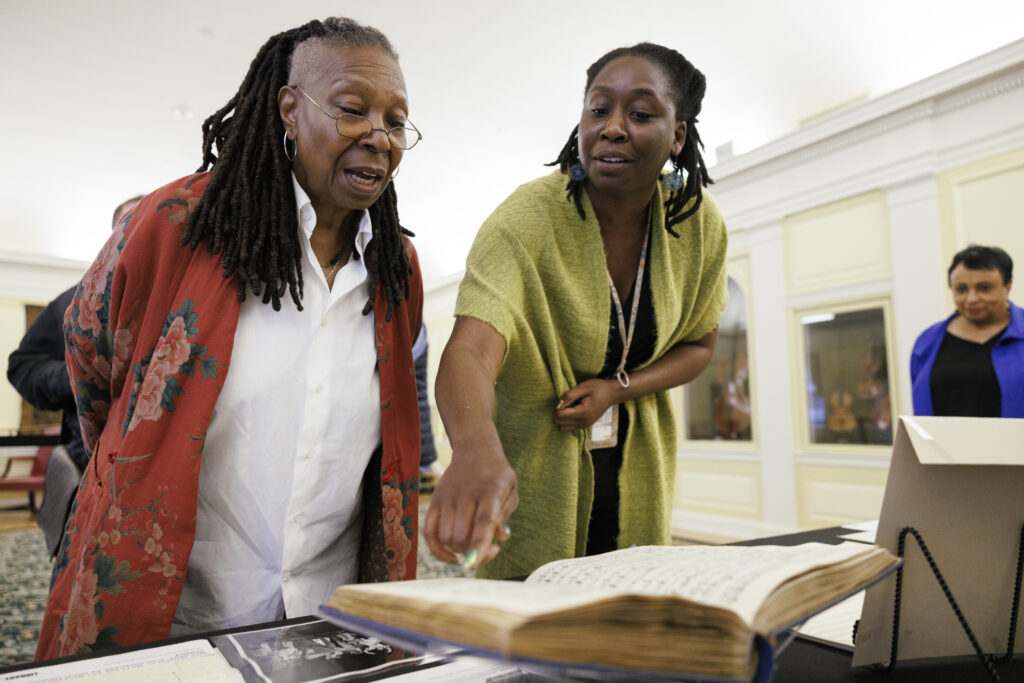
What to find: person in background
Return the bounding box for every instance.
[37,16,424,659]
[426,42,727,579]
[413,324,439,492]
[7,196,142,473]
[7,197,142,556]
[911,244,1024,417]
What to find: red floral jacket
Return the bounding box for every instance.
[36,173,422,659]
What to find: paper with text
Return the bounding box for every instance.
[526,542,874,624]
[0,640,241,682]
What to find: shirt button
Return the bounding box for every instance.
[282,571,291,582]
[314,384,324,394]
[291,513,301,523]
[304,450,313,460]
[319,318,327,328]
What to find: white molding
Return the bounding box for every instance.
[785,277,894,311]
[793,454,892,469]
[740,220,783,245]
[712,39,1024,181]
[671,509,798,543]
[0,251,89,303]
[885,176,940,208]
[0,251,91,270]
[719,152,940,232]
[677,449,760,463]
[711,42,1024,234]
[935,124,1024,173]
[935,68,1024,116]
[719,101,939,189]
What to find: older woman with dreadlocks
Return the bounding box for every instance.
[426,43,727,579]
[36,17,424,658]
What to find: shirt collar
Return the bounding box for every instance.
[291,173,374,259]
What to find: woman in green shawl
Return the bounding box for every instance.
[425,43,728,579]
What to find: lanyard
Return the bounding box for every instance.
[605,218,650,389]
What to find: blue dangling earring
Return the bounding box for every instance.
[569,133,586,181]
[663,162,683,192]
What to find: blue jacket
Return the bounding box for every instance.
[910,302,1024,417]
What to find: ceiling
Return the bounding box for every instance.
[2,0,1023,287]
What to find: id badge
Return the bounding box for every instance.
[587,404,619,449]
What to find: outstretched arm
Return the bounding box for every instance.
[424,316,517,568]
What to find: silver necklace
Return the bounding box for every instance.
[321,245,347,280]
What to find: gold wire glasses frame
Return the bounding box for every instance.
[292,85,422,150]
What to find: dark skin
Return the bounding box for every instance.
[426,55,717,569]
[277,43,408,289]
[946,264,1012,343]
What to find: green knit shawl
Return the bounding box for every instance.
[455,170,728,579]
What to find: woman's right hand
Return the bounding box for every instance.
[428,315,515,569]
[424,439,517,568]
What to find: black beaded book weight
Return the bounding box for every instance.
[854,416,1024,680]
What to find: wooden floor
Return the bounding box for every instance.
[0,496,38,534]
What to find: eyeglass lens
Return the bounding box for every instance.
[335,114,418,150]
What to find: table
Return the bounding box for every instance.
[5,526,1022,682]
[737,526,1024,683]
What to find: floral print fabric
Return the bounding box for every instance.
[36,173,422,659]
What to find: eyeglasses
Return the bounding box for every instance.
[292,85,422,151]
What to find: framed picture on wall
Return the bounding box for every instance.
[17,304,63,435]
[793,298,896,450]
[684,268,755,444]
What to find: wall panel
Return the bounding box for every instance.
[783,192,892,294]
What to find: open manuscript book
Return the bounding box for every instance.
[322,542,898,681]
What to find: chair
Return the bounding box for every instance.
[0,442,55,513]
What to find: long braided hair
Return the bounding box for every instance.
[549,42,712,237]
[181,17,412,320]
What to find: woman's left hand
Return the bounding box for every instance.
[554,378,620,431]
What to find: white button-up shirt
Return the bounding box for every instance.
[171,176,381,634]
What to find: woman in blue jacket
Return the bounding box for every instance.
[911,244,1024,417]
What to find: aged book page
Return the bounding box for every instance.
[327,541,896,679]
[525,542,881,626]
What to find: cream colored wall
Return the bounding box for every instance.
[421,276,460,470]
[794,464,889,529]
[0,253,87,435]
[673,458,763,520]
[0,299,29,432]
[938,148,1024,282]
[783,192,892,294]
[669,40,1024,540]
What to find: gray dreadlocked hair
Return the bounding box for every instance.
[181,17,412,320]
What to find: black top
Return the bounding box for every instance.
[587,244,657,555]
[929,328,1005,417]
[6,285,88,470]
[599,246,657,379]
